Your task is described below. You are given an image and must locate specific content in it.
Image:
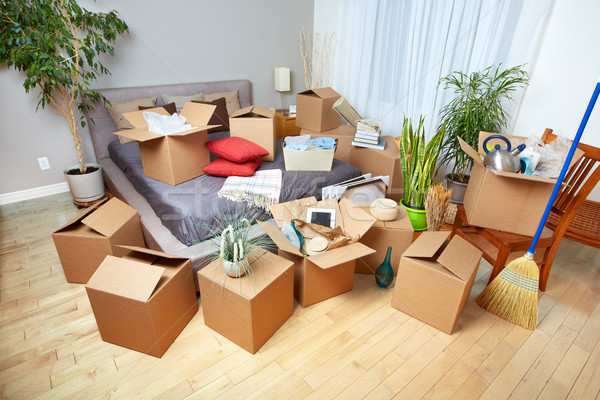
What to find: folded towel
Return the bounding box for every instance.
[217,169,283,212]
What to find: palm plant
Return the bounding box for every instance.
[399,116,445,208]
[438,64,529,182]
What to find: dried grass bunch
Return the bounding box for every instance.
[425,183,453,231]
[299,28,336,89]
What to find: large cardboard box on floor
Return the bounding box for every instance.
[460,132,583,236]
[85,246,198,357]
[349,136,404,201]
[296,87,341,132]
[259,197,376,307]
[391,231,483,334]
[356,204,414,275]
[52,198,145,284]
[229,105,276,161]
[118,102,218,185]
[198,249,294,354]
[301,124,356,162]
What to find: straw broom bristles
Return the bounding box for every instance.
[425,183,452,231]
[475,255,539,330]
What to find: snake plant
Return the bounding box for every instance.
[399,116,445,208]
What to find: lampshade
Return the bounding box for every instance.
[274,67,291,92]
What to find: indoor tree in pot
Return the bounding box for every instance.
[0,0,128,204]
[399,115,445,231]
[437,64,529,204]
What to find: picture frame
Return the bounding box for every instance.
[306,208,336,229]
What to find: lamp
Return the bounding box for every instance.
[274,67,290,111]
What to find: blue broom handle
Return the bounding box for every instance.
[527,80,600,255]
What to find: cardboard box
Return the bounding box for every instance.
[391,231,483,334]
[197,249,294,354]
[85,246,199,357]
[283,135,336,171]
[118,102,218,185]
[229,105,276,162]
[460,132,583,236]
[259,197,376,307]
[349,136,404,201]
[356,204,414,275]
[301,125,356,162]
[52,198,145,284]
[296,87,341,132]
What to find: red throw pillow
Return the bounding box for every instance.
[202,157,261,177]
[138,102,177,115]
[206,137,269,163]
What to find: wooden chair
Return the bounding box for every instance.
[450,128,600,291]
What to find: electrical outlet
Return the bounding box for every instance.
[37,157,51,170]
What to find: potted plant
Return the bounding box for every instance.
[437,64,529,203]
[204,210,275,279]
[0,0,128,204]
[398,115,445,231]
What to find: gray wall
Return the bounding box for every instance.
[0,0,313,195]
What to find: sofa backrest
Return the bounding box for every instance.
[84,79,252,160]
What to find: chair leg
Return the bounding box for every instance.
[539,243,560,292]
[489,246,511,283]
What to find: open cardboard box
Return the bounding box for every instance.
[356,203,414,275]
[459,132,584,236]
[85,246,198,357]
[118,102,219,185]
[258,197,376,307]
[296,87,341,132]
[198,249,294,354]
[52,198,145,284]
[229,105,276,162]
[391,231,483,334]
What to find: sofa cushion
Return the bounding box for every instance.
[204,89,241,116]
[206,137,269,163]
[202,157,261,177]
[192,97,229,133]
[139,102,177,115]
[161,93,204,113]
[106,97,157,144]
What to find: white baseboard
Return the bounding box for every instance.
[0,182,70,205]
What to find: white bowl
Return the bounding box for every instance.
[370,198,400,221]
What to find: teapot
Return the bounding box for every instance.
[482,135,526,173]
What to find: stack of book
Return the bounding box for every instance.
[352,119,386,150]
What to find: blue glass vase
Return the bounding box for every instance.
[375,246,394,288]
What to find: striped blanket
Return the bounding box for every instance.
[217,169,283,212]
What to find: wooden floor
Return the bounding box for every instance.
[1,192,600,400]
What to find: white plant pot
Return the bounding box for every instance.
[64,163,105,203]
[222,258,248,278]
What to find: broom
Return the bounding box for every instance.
[476,78,600,330]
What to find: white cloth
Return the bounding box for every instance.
[218,169,283,212]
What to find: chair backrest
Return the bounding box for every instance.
[541,129,600,236]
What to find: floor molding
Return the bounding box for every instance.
[0,182,70,205]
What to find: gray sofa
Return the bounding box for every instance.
[84,79,273,267]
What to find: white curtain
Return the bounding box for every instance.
[333,0,553,139]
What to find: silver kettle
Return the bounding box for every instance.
[482,135,526,173]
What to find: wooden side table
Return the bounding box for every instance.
[275,110,301,139]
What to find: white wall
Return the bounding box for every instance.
[512,0,600,201]
[0,0,313,197]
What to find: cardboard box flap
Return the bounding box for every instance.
[53,197,108,233]
[230,105,254,118]
[180,102,216,126]
[437,235,483,281]
[309,242,375,269]
[458,137,484,166]
[257,221,304,257]
[117,245,188,261]
[403,231,450,258]
[339,198,376,237]
[86,256,165,302]
[299,87,340,99]
[82,198,138,237]
[251,105,275,119]
[487,168,556,183]
[113,128,164,142]
[230,105,275,119]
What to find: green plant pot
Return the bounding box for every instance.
[401,201,428,231]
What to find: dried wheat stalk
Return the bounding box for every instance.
[425,183,453,231]
[299,28,336,89]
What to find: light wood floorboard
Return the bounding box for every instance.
[1,192,599,399]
